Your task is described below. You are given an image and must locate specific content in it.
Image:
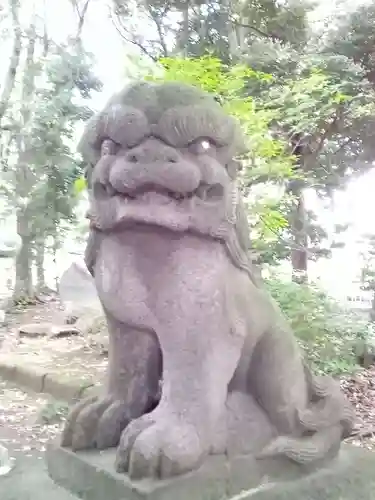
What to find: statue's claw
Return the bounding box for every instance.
[61,395,131,451]
[116,413,205,479]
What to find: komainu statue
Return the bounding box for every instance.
[61,81,354,480]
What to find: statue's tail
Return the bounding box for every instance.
[256,363,355,465]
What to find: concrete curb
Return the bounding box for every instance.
[0,360,100,403]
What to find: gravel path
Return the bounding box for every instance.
[0,380,74,499]
[0,380,65,460]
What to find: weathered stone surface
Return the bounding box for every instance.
[58,260,107,350]
[59,260,103,321]
[252,447,375,500]
[18,323,52,337]
[75,314,108,352]
[18,323,80,339]
[49,325,81,339]
[60,81,355,481]
[0,342,105,403]
[46,444,375,500]
[2,456,77,500]
[0,357,100,403]
[74,314,104,333]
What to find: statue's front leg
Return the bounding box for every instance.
[61,313,160,451]
[116,272,246,479]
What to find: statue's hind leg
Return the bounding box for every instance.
[225,390,277,456]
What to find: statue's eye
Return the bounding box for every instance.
[188,137,217,155]
[100,138,119,156]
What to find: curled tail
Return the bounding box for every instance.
[256,426,342,465]
[256,362,355,465]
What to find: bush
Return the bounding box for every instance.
[264,277,368,376]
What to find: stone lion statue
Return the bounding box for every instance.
[61,81,354,480]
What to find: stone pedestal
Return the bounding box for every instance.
[46,444,375,500]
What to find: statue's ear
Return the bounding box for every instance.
[226,159,242,179]
[223,182,260,284]
[84,228,103,277]
[234,194,251,254]
[77,112,103,165]
[85,163,94,189]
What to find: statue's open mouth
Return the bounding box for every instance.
[99,182,224,205]
[90,181,226,233]
[127,185,190,203]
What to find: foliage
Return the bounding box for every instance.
[251,195,333,266]
[73,175,88,195]
[111,0,314,63]
[0,33,101,295]
[150,57,295,181]
[146,55,296,258]
[24,41,101,244]
[360,234,375,293]
[248,45,375,275]
[265,277,368,376]
[264,62,375,195]
[326,3,375,87]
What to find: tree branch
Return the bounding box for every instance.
[331,136,353,156]
[109,7,158,62]
[229,16,285,43]
[147,6,169,57]
[70,0,92,40]
[42,0,49,57]
[0,0,21,126]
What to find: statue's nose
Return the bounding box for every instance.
[109,138,202,195]
[125,141,179,165]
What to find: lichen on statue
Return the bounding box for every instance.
[61,81,354,480]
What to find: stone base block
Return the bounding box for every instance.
[46,444,375,500]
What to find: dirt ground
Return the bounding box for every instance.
[0,295,107,391]
[341,367,375,450]
[0,380,65,460]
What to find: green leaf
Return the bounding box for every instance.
[73,176,87,195]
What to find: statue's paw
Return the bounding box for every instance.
[115,413,205,479]
[61,395,131,451]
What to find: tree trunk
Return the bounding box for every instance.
[13,22,37,302]
[35,241,46,292]
[181,2,189,55]
[222,0,238,60]
[13,230,33,301]
[290,186,308,284]
[0,0,22,126]
[370,292,375,323]
[288,134,309,284]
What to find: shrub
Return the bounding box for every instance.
[264,277,368,376]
